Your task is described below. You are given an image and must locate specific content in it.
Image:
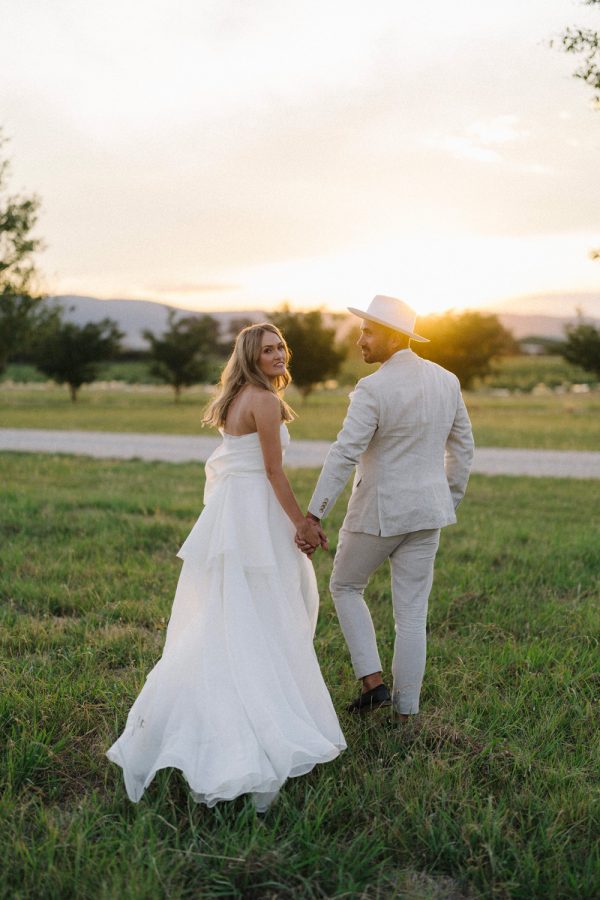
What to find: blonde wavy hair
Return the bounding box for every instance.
[202,322,295,429]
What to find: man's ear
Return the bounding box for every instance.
[392,334,410,352]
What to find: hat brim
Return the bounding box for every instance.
[347,307,430,343]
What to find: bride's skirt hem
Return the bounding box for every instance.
[106,742,345,810]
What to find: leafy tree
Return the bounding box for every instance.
[334,322,372,385]
[518,335,564,356]
[414,310,518,389]
[561,315,600,378]
[551,0,600,259]
[34,317,123,401]
[270,307,345,398]
[221,316,257,355]
[555,0,600,105]
[0,131,52,373]
[553,3,600,257]
[143,310,220,401]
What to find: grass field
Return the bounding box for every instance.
[3,355,596,392]
[1,453,599,898]
[1,381,600,451]
[474,355,596,392]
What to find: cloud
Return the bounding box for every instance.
[517,163,554,175]
[145,282,240,294]
[467,115,527,145]
[427,115,529,164]
[430,136,502,163]
[3,0,598,302]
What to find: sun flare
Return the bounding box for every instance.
[236,232,599,317]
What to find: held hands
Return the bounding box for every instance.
[294,514,328,558]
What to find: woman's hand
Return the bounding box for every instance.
[295,516,328,557]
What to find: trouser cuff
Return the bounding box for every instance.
[353,655,383,680]
[393,690,419,715]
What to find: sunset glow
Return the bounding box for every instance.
[2,0,599,317]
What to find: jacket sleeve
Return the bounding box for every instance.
[308,381,379,519]
[444,388,474,509]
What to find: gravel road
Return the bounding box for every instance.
[1,428,599,478]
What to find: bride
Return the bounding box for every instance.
[106,323,346,812]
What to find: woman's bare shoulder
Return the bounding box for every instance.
[231,384,278,419]
[245,385,279,406]
[247,388,281,427]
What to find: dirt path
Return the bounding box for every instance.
[1,428,599,478]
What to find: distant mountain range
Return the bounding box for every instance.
[482,291,600,339]
[51,296,268,350]
[495,314,591,340]
[49,294,600,349]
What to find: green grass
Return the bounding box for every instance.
[2,381,600,450]
[1,361,163,384]
[1,453,598,898]
[463,392,600,451]
[479,355,596,392]
[6,354,594,391]
[338,353,596,392]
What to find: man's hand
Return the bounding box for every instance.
[294,514,328,557]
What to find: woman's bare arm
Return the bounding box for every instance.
[252,392,325,549]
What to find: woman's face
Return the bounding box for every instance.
[257,331,287,381]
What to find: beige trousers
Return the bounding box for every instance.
[330,527,441,715]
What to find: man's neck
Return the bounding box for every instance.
[381,347,411,363]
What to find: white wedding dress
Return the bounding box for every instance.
[106,424,346,811]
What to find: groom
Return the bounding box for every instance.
[300,295,474,718]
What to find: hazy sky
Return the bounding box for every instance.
[2,0,599,316]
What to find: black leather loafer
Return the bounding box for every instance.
[346,683,392,714]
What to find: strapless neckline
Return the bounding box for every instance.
[220,423,288,439]
[221,430,258,438]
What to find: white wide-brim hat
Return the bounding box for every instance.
[347,294,429,342]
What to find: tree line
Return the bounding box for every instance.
[2,132,600,403]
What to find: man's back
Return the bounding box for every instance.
[308,350,474,536]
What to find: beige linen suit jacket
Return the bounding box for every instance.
[308,349,474,536]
